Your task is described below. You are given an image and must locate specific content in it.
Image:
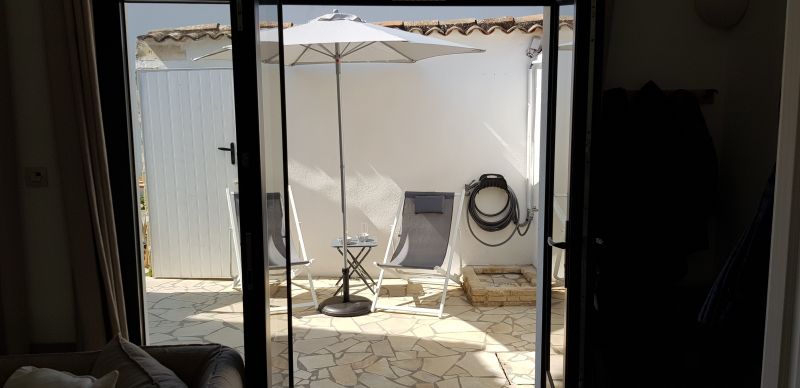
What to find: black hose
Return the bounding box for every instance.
[464,174,533,247]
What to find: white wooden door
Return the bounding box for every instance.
[138,68,238,279]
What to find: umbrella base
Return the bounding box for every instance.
[319,295,372,317]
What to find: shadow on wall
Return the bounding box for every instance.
[283,32,544,277]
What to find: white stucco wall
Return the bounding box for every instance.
[137,26,574,277]
[282,31,555,277]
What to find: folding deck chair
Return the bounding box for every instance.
[226,186,318,311]
[371,190,465,318]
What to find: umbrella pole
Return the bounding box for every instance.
[320,44,371,317]
[335,51,350,304]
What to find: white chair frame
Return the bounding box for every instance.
[371,189,465,318]
[226,185,318,312]
[552,193,568,286]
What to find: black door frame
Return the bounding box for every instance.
[93,0,145,345]
[534,3,560,386]
[229,1,273,385]
[565,1,603,387]
[93,1,599,386]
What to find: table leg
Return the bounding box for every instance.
[334,247,365,285]
[333,247,376,295]
[347,248,375,293]
[334,247,363,295]
[353,248,376,285]
[334,247,346,287]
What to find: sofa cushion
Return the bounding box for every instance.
[142,345,243,388]
[3,366,118,388]
[91,337,186,388]
[0,351,100,384]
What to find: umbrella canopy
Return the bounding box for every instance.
[195,10,484,63]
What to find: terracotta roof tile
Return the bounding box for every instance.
[137,14,573,42]
[347,15,564,36]
[138,21,293,42]
[140,23,226,42]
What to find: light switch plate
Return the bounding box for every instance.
[25,167,48,187]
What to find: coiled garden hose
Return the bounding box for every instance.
[464,174,533,247]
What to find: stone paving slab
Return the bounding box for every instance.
[146,277,555,387]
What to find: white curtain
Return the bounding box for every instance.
[42,0,128,350]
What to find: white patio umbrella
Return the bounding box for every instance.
[199,10,483,316]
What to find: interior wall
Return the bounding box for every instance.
[0,0,29,354]
[3,0,77,347]
[603,0,785,284]
[595,3,786,387]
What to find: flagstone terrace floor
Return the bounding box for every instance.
[146,277,565,387]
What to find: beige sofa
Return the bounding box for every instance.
[0,344,243,388]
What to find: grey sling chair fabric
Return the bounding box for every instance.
[371,190,466,318]
[225,187,318,311]
[381,193,454,269]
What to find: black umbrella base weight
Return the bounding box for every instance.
[319,295,372,317]
[320,265,372,316]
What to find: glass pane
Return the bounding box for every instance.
[255,4,294,387]
[125,2,244,355]
[548,5,575,388]
[258,4,552,387]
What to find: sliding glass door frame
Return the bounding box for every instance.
[95,1,599,386]
[93,0,148,346]
[234,3,587,387]
[229,0,269,384]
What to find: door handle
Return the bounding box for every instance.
[217,142,236,165]
[547,237,568,250]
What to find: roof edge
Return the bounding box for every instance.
[138,14,574,42]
